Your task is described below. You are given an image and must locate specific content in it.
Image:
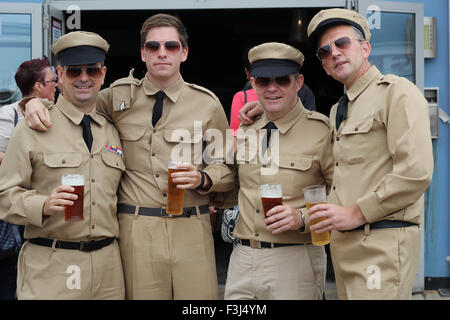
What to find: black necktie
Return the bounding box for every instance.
[262,121,277,154]
[152,90,165,127]
[81,115,93,152]
[335,93,349,130]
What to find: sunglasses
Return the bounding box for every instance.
[64,66,103,79]
[253,75,294,88]
[316,36,363,61]
[41,79,57,85]
[144,40,182,52]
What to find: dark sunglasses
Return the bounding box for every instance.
[316,36,363,61]
[254,75,293,88]
[144,40,182,52]
[64,66,103,79]
[41,79,57,85]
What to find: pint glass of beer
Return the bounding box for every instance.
[259,183,283,218]
[61,174,84,221]
[303,185,330,246]
[167,161,187,215]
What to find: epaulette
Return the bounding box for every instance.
[110,68,142,88]
[305,110,330,127]
[376,74,398,85]
[184,82,219,100]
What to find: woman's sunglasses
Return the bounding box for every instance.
[253,75,293,88]
[144,40,182,53]
[64,66,103,79]
[316,36,363,61]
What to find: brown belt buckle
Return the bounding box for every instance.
[249,239,262,249]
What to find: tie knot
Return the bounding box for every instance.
[81,114,91,127]
[155,90,165,101]
[265,121,277,131]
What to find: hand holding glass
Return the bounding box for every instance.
[303,185,330,246]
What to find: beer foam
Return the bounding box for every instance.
[61,174,84,186]
[259,184,282,198]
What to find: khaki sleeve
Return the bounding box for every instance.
[96,88,113,121]
[356,80,434,223]
[0,122,44,227]
[200,99,236,193]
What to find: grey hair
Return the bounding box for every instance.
[351,26,365,41]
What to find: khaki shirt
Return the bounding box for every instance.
[96,72,234,208]
[329,66,433,224]
[0,95,125,240]
[233,100,334,244]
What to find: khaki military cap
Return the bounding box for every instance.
[307,8,371,43]
[52,31,110,66]
[248,42,304,77]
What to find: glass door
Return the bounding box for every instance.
[0,3,42,106]
[357,0,425,293]
[357,0,424,91]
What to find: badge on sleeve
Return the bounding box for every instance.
[119,101,126,111]
[105,143,123,156]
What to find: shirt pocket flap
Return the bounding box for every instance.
[342,116,374,135]
[278,155,313,171]
[112,85,132,112]
[101,150,125,171]
[117,124,146,141]
[163,128,202,143]
[43,153,82,168]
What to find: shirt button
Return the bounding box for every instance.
[153,129,156,133]
[290,162,295,167]
[92,201,96,206]
[152,152,156,157]
[155,173,160,178]
[255,233,259,237]
[61,160,66,164]
[256,209,260,213]
[163,193,167,197]
[336,137,340,142]
[262,164,267,168]
[91,225,95,230]
[333,186,336,190]
[355,127,359,132]
[91,178,95,183]
[335,162,339,166]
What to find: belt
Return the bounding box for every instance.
[117,203,209,218]
[238,239,305,249]
[348,220,417,232]
[28,237,115,252]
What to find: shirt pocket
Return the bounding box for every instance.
[116,124,147,170]
[101,149,125,191]
[163,127,203,167]
[340,115,384,164]
[276,155,313,196]
[43,152,82,169]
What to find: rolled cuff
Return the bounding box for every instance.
[24,194,47,227]
[356,192,386,223]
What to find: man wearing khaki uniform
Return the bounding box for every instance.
[306,9,434,299]
[23,14,234,300]
[224,42,334,300]
[0,32,125,299]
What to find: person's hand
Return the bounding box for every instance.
[238,101,263,125]
[25,98,52,132]
[209,206,218,216]
[42,185,78,216]
[264,205,303,234]
[171,163,211,190]
[308,204,368,233]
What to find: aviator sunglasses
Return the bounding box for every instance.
[316,36,364,61]
[144,40,182,52]
[253,75,294,89]
[64,66,103,79]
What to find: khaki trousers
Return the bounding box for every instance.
[330,225,421,300]
[17,240,124,300]
[224,243,326,300]
[118,212,218,300]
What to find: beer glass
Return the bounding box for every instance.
[303,185,330,246]
[259,183,283,218]
[166,161,187,215]
[61,174,84,221]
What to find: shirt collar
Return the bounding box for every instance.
[346,65,381,102]
[56,94,105,127]
[252,98,304,134]
[143,75,184,103]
